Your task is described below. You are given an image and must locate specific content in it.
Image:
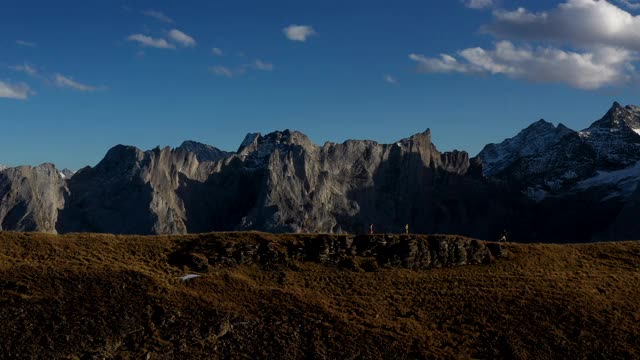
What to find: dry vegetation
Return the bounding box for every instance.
[1,231,639,359]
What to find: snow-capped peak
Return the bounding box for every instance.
[478,119,575,177]
[587,101,640,131]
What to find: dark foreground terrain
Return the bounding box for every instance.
[1,232,639,359]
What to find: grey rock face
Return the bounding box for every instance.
[57,144,218,234]
[177,141,232,163]
[232,129,512,237]
[0,163,67,233]
[50,129,517,239]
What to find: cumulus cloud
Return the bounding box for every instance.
[283,25,316,42]
[410,41,636,90]
[212,47,224,56]
[485,0,640,51]
[465,0,495,9]
[0,81,31,99]
[384,75,398,84]
[142,10,174,23]
[15,40,36,47]
[168,29,196,47]
[54,74,103,92]
[411,0,640,90]
[127,34,175,49]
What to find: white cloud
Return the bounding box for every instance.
[209,66,235,78]
[212,47,224,56]
[0,81,31,99]
[168,29,196,47]
[409,53,473,73]
[486,0,640,51]
[142,10,174,23]
[410,41,636,90]
[15,40,36,47]
[283,25,316,42]
[465,0,495,9]
[54,74,103,92]
[384,75,398,84]
[10,63,38,77]
[127,34,175,49]
[253,60,274,71]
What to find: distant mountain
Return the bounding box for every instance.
[0,165,8,172]
[3,102,640,241]
[479,102,640,201]
[479,119,575,177]
[60,169,75,179]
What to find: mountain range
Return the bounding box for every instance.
[2,102,640,242]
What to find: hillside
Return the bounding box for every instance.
[1,232,639,359]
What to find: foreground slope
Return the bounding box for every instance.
[1,232,639,359]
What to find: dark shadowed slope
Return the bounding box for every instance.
[1,232,639,359]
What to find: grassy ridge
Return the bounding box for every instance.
[1,232,639,359]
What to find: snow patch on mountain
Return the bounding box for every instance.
[575,160,640,200]
[0,165,8,172]
[59,169,75,179]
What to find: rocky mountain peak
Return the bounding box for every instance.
[528,119,555,131]
[393,129,433,151]
[177,140,231,163]
[478,120,575,177]
[95,145,145,173]
[238,133,261,153]
[589,101,640,131]
[238,129,316,159]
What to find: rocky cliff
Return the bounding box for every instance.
[4,102,640,241]
[57,130,518,239]
[0,163,66,232]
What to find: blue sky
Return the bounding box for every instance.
[2,0,640,169]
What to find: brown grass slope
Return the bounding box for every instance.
[1,232,639,359]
